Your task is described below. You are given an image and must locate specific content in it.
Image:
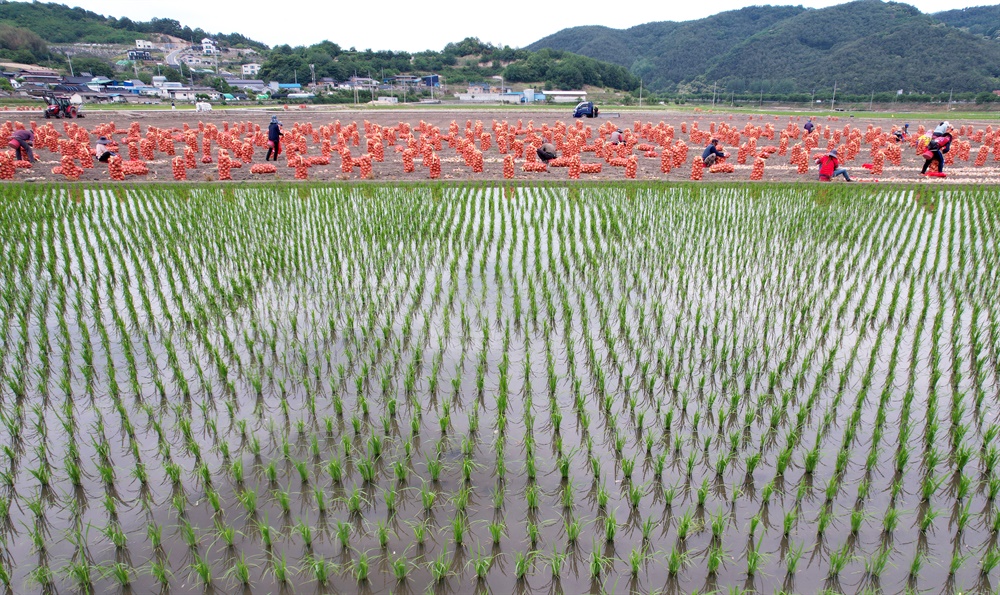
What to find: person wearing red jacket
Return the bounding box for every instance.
[815,149,851,182]
[921,131,952,175]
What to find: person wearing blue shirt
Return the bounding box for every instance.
[702,139,728,166]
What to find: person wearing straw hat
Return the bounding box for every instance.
[94,136,116,163]
[815,149,852,182]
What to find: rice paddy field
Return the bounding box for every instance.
[2,180,1000,594]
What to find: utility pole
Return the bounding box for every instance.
[831,81,837,111]
[712,82,717,108]
[869,90,874,111]
[638,78,642,107]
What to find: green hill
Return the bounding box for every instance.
[527,0,1000,94]
[933,5,1000,39]
[0,1,267,49]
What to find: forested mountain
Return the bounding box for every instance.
[933,5,1000,39]
[0,1,267,48]
[527,0,1000,94]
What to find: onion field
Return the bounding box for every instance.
[2,182,1000,594]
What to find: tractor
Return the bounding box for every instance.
[42,93,83,119]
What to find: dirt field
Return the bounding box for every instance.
[4,106,1000,183]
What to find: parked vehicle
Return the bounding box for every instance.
[42,93,82,118]
[573,101,599,118]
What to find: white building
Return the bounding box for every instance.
[202,38,218,55]
[241,63,261,77]
[135,40,154,49]
[544,90,587,103]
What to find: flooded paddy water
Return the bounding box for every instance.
[0,181,998,594]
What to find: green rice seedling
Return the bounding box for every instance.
[527,521,540,547]
[883,507,900,534]
[746,540,765,576]
[865,546,891,579]
[307,555,332,585]
[980,547,1000,576]
[336,521,352,550]
[65,559,94,592]
[427,456,444,482]
[827,544,851,578]
[296,520,315,550]
[354,552,370,582]
[677,509,694,540]
[628,547,646,575]
[383,487,397,513]
[786,541,804,575]
[909,550,923,580]
[392,556,409,581]
[452,513,467,545]
[421,483,436,511]
[224,554,252,587]
[850,509,864,535]
[346,486,364,515]
[514,551,530,580]
[565,517,582,544]
[590,547,610,579]
[269,552,292,585]
[628,483,644,509]
[429,550,450,583]
[761,480,774,504]
[667,546,687,576]
[642,516,656,543]
[919,507,939,533]
[472,552,492,580]
[411,519,429,546]
[525,484,541,510]
[951,550,971,576]
[190,554,213,588]
[597,484,610,509]
[489,521,505,545]
[148,560,172,587]
[697,479,709,507]
[605,510,618,543]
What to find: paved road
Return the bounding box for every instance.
[165,46,185,67]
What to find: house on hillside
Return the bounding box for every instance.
[18,70,61,86]
[242,63,261,77]
[202,38,218,55]
[127,50,153,61]
[135,40,154,50]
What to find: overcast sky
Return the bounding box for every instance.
[38,0,990,52]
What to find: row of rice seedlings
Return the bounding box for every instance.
[0,182,998,590]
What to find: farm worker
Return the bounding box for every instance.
[10,129,35,163]
[536,142,558,163]
[609,129,624,145]
[94,136,116,163]
[701,139,728,167]
[815,149,852,182]
[265,116,283,161]
[921,130,952,175]
[804,119,815,134]
[932,121,951,137]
